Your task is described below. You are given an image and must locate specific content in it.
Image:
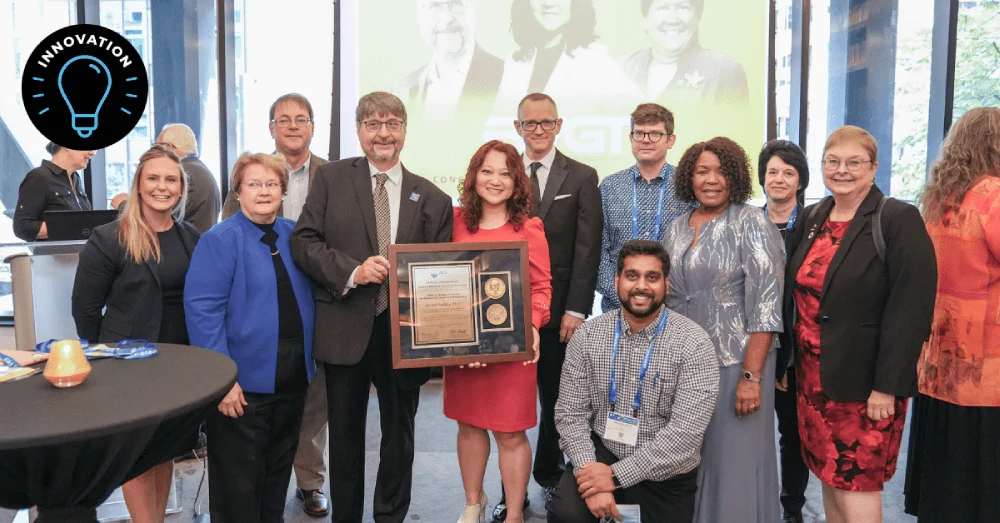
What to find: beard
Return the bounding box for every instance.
[618,289,664,318]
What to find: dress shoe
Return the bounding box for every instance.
[490,494,529,522]
[782,510,804,523]
[457,491,488,523]
[296,488,330,517]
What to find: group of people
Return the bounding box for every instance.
[37,82,993,523]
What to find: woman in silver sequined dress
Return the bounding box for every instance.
[662,136,785,523]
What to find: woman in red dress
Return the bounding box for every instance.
[446,140,552,523]
[783,126,937,522]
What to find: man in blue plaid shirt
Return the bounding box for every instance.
[549,240,719,523]
[597,103,695,312]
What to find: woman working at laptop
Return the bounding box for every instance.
[12,141,127,241]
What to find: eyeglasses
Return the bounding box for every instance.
[421,0,466,14]
[244,181,282,191]
[822,158,871,172]
[272,116,312,128]
[361,119,405,132]
[630,131,670,143]
[520,120,558,132]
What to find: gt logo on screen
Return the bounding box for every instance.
[20,24,149,150]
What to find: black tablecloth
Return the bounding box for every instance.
[0,344,236,522]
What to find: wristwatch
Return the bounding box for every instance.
[611,473,622,489]
[742,370,762,383]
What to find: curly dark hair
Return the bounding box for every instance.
[674,137,754,204]
[458,140,533,233]
[510,0,597,61]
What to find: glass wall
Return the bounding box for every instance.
[774,0,795,141]
[952,0,1000,121]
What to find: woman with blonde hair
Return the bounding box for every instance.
[905,107,1000,523]
[72,145,199,523]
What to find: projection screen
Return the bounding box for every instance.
[339,0,767,198]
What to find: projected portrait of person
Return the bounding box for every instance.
[624,0,748,107]
[495,0,640,112]
[396,0,504,119]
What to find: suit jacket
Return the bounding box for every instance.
[180,155,221,233]
[220,152,328,220]
[534,149,602,329]
[290,157,453,387]
[72,219,201,344]
[396,45,504,117]
[782,186,938,401]
[184,212,317,394]
[623,45,749,107]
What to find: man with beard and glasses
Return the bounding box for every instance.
[623,0,748,107]
[396,0,503,120]
[548,239,719,523]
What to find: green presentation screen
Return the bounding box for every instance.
[339,0,767,198]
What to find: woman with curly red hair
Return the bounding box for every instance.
[446,140,552,523]
[662,136,786,523]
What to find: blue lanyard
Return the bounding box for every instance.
[764,204,798,230]
[632,176,668,240]
[34,338,157,360]
[0,353,18,367]
[609,307,668,416]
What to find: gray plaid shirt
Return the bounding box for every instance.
[555,306,720,488]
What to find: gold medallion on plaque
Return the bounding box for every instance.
[484,277,506,300]
[486,303,508,326]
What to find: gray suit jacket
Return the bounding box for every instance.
[181,155,221,233]
[289,157,453,386]
[220,152,328,221]
[534,150,603,328]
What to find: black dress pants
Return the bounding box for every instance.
[325,313,421,523]
[534,327,568,488]
[206,389,306,523]
[547,434,697,523]
[775,367,808,515]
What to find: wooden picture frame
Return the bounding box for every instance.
[388,241,534,369]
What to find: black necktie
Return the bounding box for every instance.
[530,162,542,212]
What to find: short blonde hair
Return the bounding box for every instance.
[230,153,290,195]
[824,125,878,162]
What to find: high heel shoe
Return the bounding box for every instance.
[457,491,488,523]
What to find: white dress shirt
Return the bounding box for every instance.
[284,155,311,221]
[345,160,404,292]
[420,46,475,119]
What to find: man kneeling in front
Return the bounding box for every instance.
[548,240,720,522]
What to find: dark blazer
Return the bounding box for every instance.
[220,152,328,220]
[13,160,92,241]
[72,219,201,344]
[397,45,504,116]
[289,157,453,386]
[782,186,937,401]
[180,155,221,233]
[534,149,602,328]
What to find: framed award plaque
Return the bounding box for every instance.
[387,241,534,369]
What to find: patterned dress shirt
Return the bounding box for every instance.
[598,164,695,311]
[555,306,720,488]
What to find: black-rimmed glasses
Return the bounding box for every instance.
[520,120,558,132]
[629,131,670,143]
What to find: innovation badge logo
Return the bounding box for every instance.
[21,24,149,150]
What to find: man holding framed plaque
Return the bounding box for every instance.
[290,91,453,523]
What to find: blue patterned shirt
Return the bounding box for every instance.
[598,164,695,311]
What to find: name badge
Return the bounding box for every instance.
[603,412,639,446]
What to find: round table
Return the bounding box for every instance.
[0,344,236,522]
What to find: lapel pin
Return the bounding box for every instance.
[409,192,420,202]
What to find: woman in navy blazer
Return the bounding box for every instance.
[72,145,198,523]
[184,152,315,523]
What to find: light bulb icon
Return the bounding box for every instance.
[58,55,112,139]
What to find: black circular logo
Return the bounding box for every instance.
[20,24,149,150]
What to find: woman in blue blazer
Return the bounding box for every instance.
[184,152,316,523]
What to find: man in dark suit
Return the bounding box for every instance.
[488,92,603,521]
[290,91,453,523]
[155,123,221,233]
[395,0,503,119]
[220,93,332,517]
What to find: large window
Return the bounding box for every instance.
[774,0,795,141]
[805,0,934,202]
[952,0,1000,120]
[233,0,334,163]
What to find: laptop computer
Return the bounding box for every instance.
[44,210,120,241]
